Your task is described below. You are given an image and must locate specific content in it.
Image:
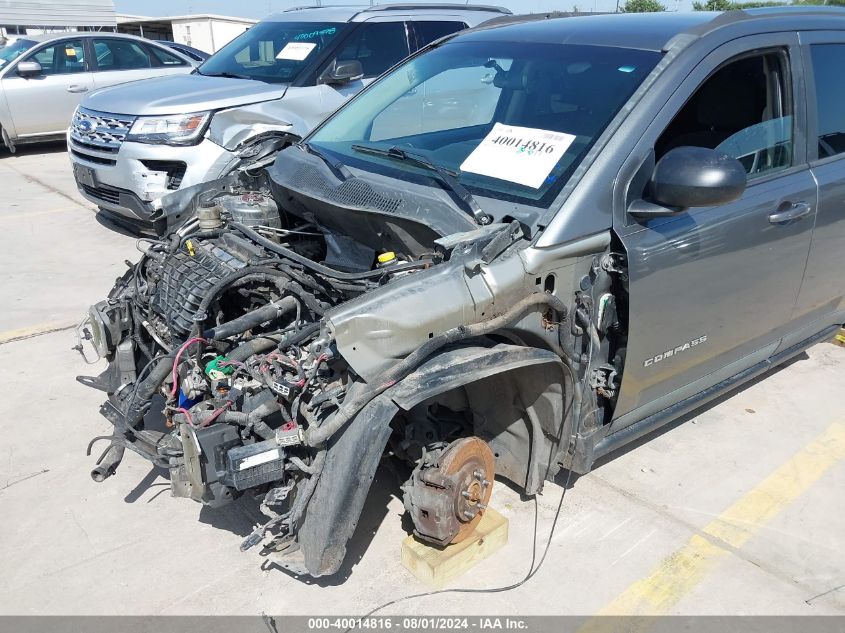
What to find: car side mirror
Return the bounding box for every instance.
[628,146,747,219]
[318,59,364,86]
[16,60,43,77]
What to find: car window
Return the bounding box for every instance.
[413,21,467,50]
[334,22,410,78]
[810,43,845,159]
[173,45,204,62]
[28,39,86,75]
[200,21,347,84]
[93,38,152,71]
[371,61,509,141]
[149,45,188,67]
[656,51,793,178]
[0,38,36,68]
[311,41,661,208]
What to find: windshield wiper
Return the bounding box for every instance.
[300,142,351,181]
[351,144,491,225]
[198,70,255,81]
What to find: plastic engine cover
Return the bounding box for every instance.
[151,240,247,338]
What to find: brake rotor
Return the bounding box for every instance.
[437,436,495,543]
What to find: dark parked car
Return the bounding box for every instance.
[78,7,845,578]
[156,41,210,62]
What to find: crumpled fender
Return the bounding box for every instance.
[292,393,399,577]
[208,87,327,151]
[387,342,565,410]
[288,342,569,577]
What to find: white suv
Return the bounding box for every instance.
[67,4,509,229]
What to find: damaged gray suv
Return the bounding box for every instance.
[78,8,845,578]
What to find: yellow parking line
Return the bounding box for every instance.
[580,421,845,629]
[0,320,78,345]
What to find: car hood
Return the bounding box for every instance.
[82,74,289,117]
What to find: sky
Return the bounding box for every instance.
[114,0,696,19]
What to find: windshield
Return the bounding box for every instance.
[197,21,347,84]
[0,39,36,67]
[309,40,661,208]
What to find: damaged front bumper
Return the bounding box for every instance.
[68,130,239,223]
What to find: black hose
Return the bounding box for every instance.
[304,292,567,446]
[173,400,278,440]
[226,322,321,363]
[286,280,329,316]
[188,267,290,338]
[203,296,297,340]
[124,356,173,429]
[231,223,428,281]
[91,443,125,482]
[286,449,327,531]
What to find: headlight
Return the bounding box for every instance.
[126,111,211,146]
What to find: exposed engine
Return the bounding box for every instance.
[79,191,441,531]
[76,141,584,578]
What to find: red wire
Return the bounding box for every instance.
[169,337,208,399]
[201,402,232,427]
[176,407,195,427]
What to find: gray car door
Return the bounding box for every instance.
[610,33,816,429]
[785,33,845,348]
[2,38,93,137]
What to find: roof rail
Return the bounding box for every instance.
[467,11,595,32]
[677,6,845,43]
[282,4,364,11]
[363,4,511,14]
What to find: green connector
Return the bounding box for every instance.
[205,355,234,380]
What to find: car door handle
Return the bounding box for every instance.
[768,202,812,224]
[66,85,89,93]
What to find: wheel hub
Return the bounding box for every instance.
[402,437,495,546]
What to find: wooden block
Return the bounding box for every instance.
[401,507,509,589]
[830,328,845,348]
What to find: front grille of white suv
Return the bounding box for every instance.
[70,108,136,153]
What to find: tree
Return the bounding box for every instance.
[691,0,732,9]
[621,0,667,11]
[693,0,845,9]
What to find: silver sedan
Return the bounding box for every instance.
[0,32,198,153]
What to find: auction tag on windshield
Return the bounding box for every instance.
[460,123,576,189]
[276,42,317,61]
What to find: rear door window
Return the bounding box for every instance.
[809,43,845,158]
[149,45,188,67]
[93,38,152,71]
[334,22,410,78]
[411,21,467,51]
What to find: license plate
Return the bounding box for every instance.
[74,163,97,188]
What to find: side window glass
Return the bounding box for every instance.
[334,22,410,78]
[149,46,188,67]
[413,21,466,50]
[93,39,152,71]
[371,60,510,141]
[28,40,86,75]
[656,51,793,178]
[810,43,845,158]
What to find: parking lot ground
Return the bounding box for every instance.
[0,147,843,617]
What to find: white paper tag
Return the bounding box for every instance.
[276,42,317,61]
[238,448,280,471]
[460,123,576,189]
